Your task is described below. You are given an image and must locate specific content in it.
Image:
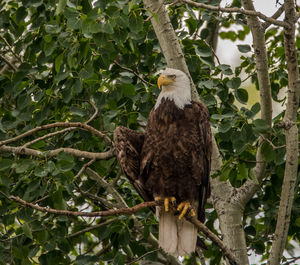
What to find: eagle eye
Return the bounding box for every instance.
[167,74,176,80]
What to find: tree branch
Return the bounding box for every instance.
[0,145,114,160]
[0,54,17,72]
[0,34,23,63]
[10,195,238,264]
[67,218,117,238]
[143,0,200,101]
[114,60,153,86]
[268,1,299,264]
[0,122,112,147]
[234,0,273,207]
[188,217,238,265]
[179,0,289,28]
[8,195,157,217]
[262,4,285,30]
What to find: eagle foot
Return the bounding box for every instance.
[177,201,195,220]
[154,196,176,212]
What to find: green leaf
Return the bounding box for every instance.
[34,166,48,177]
[129,14,143,33]
[16,6,28,24]
[251,102,261,115]
[237,44,251,53]
[235,88,248,104]
[218,64,233,75]
[55,53,64,73]
[295,217,300,227]
[0,159,13,171]
[261,142,276,162]
[56,0,67,15]
[218,121,232,133]
[185,17,197,35]
[45,21,61,34]
[253,119,269,133]
[22,222,33,239]
[15,159,36,173]
[237,163,248,180]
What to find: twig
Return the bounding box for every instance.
[126,249,159,265]
[0,34,22,62]
[114,61,152,86]
[0,122,112,147]
[74,159,96,180]
[259,134,286,150]
[67,218,117,238]
[0,145,115,160]
[85,100,99,124]
[85,168,128,208]
[22,127,75,147]
[262,4,285,30]
[0,54,17,71]
[179,0,289,28]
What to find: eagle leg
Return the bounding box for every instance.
[154,196,176,212]
[177,201,196,220]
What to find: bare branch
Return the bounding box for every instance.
[85,100,99,124]
[0,145,114,160]
[9,195,157,217]
[0,122,112,147]
[85,168,127,208]
[67,218,117,238]
[268,0,300,263]
[114,60,153,86]
[262,4,286,30]
[234,0,273,208]
[22,127,75,147]
[188,217,238,265]
[74,159,96,180]
[259,134,286,150]
[126,249,160,265]
[179,0,289,28]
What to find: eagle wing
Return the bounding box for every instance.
[114,126,154,203]
[191,101,212,222]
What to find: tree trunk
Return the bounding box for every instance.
[268,1,299,264]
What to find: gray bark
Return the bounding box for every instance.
[268,1,300,264]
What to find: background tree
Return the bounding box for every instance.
[0,0,299,265]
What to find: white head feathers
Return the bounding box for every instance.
[154,68,191,110]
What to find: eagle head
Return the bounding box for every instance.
[155,68,191,110]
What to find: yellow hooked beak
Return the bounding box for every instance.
[157,74,175,88]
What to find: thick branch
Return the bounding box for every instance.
[9,195,157,217]
[0,122,112,147]
[268,1,299,264]
[10,195,238,264]
[143,0,199,101]
[234,0,273,207]
[179,0,288,28]
[0,145,114,160]
[189,217,238,265]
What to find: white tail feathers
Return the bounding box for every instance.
[157,207,198,257]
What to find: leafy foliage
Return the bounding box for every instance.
[0,0,299,264]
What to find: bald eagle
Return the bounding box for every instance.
[114,68,212,256]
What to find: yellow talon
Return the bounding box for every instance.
[155,196,176,212]
[190,209,196,217]
[177,201,192,220]
[154,196,163,201]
